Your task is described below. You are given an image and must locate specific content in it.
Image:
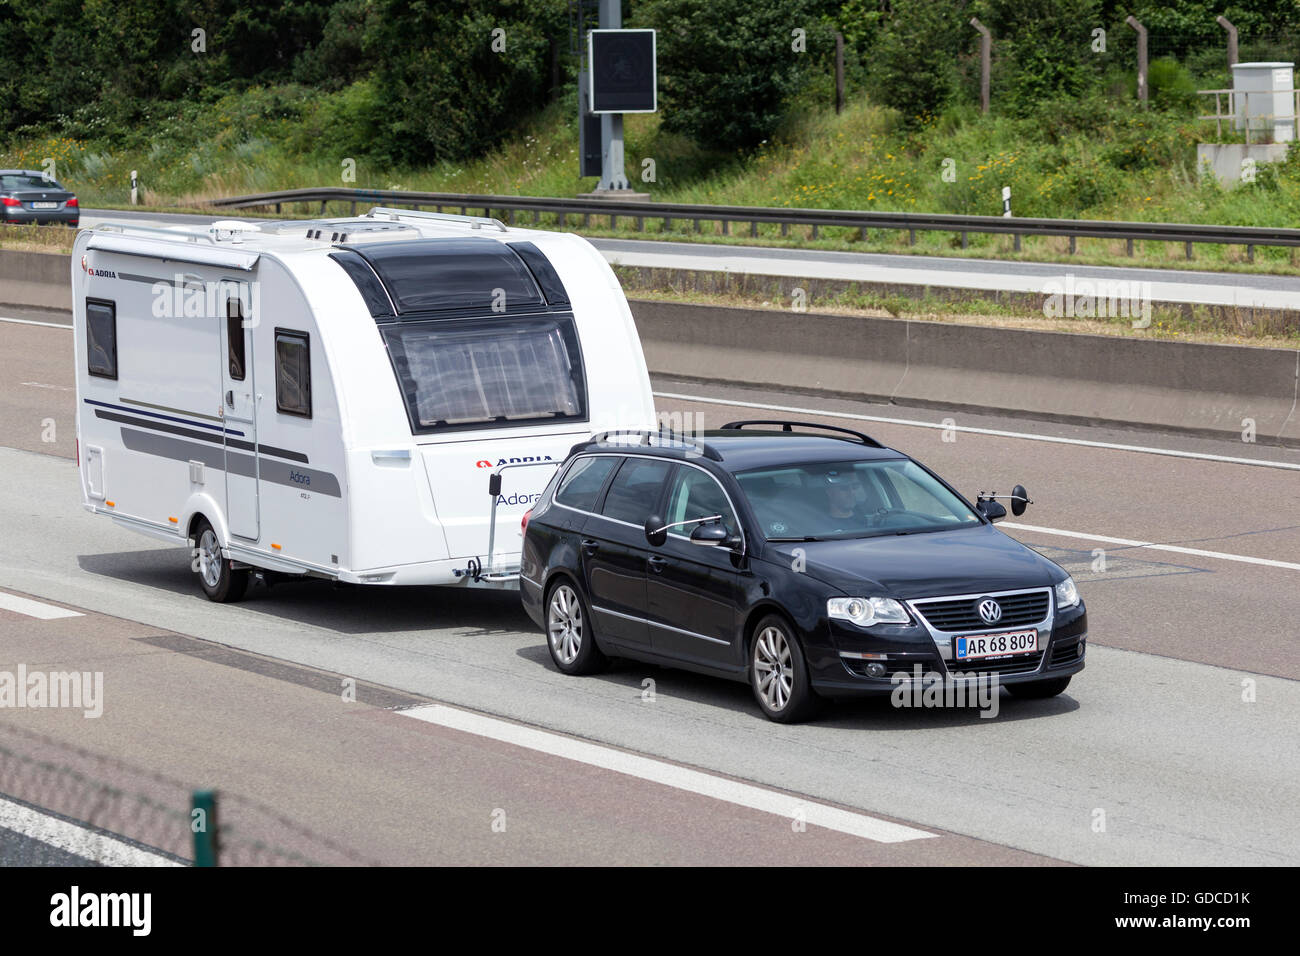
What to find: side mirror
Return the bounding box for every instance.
[1011,484,1029,517]
[644,514,667,547]
[689,523,729,547]
[978,499,1007,522]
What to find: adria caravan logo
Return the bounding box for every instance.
[81,256,116,279]
[476,455,554,468]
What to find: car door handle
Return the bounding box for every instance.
[648,555,668,573]
[225,390,235,409]
[581,539,600,555]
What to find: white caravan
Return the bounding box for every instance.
[71,208,656,600]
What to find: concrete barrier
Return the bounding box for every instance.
[3,250,1296,444]
[0,250,72,311]
[629,299,1300,445]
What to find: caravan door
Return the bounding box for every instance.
[222,294,259,540]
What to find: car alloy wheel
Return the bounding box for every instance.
[548,584,584,665]
[754,626,794,711]
[749,615,817,723]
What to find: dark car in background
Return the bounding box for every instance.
[520,420,1086,722]
[1,170,79,226]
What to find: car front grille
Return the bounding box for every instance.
[912,589,1050,632]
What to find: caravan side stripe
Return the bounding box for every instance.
[84,398,237,435]
[90,406,310,464]
[119,428,341,497]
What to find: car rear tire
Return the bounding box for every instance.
[749,615,818,723]
[545,578,607,675]
[1006,675,1071,699]
[192,518,249,603]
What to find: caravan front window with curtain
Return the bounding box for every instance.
[382,315,587,433]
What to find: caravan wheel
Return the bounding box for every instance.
[192,518,249,603]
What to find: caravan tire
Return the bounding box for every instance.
[193,518,249,603]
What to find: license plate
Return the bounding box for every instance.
[31,201,58,209]
[956,629,1038,661]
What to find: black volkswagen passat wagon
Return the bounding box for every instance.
[520,421,1086,722]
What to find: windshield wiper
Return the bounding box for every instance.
[767,536,822,542]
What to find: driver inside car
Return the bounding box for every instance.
[820,469,876,532]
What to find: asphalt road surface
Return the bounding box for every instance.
[0,310,1297,866]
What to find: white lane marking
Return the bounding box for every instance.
[0,316,71,329]
[0,796,181,866]
[21,381,72,391]
[400,704,935,843]
[654,390,1300,472]
[1002,522,1300,572]
[0,591,83,620]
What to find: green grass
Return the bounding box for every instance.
[8,83,1300,273]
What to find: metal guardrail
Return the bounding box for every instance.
[208,186,1300,261]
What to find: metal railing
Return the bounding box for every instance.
[1199,87,1300,142]
[208,186,1300,260]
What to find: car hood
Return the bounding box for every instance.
[767,523,1063,599]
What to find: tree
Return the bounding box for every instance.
[364,0,562,165]
[869,0,971,122]
[637,0,832,151]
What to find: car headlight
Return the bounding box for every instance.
[1055,576,1080,609]
[828,596,910,626]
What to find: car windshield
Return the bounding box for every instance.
[0,174,59,190]
[735,458,981,540]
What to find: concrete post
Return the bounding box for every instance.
[1126,17,1148,104]
[1217,16,1238,68]
[835,32,845,114]
[971,18,991,113]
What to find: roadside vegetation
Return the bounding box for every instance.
[7,3,1300,286]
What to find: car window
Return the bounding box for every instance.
[554,456,618,512]
[1,174,59,190]
[736,459,980,540]
[665,466,737,537]
[601,458,671,524]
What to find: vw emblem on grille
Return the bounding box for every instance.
[977,598,1002,624]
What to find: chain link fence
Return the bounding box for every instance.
[0,724,377,866]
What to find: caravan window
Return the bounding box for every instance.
[226,299,246,381]
[382,315,587,433]
[274,329,311,417]
[85,299,117,379]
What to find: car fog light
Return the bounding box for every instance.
[866,663,887,678]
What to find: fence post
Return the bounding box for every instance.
[971,19,991,113]
[192,789,218,867]
[1216,16,1238,68]
[1126,17,1148,104]
[835,33,845,114]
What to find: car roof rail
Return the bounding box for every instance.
[719,419,884,448]
[582,428,724,462]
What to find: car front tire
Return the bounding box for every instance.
[545,578,607,675]
[192,518,249,603]
[1005,675,1072,699]
[749,614,818,723]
